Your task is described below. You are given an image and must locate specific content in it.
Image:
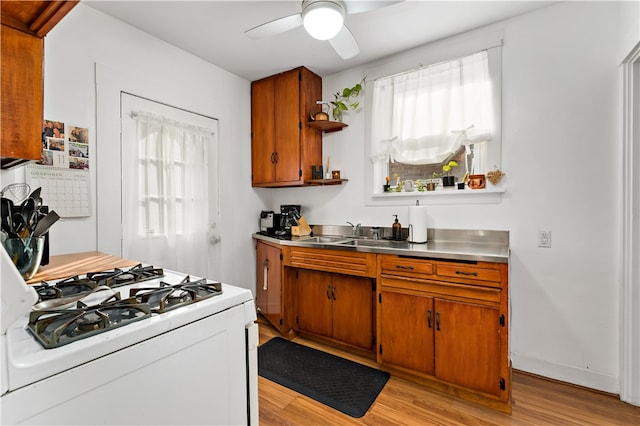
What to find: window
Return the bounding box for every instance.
[367,44,502,197]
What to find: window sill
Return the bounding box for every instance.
[367,185,506,205]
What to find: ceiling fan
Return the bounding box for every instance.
[244,0,404,60]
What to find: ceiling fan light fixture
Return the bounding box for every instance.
[302,0,345,40]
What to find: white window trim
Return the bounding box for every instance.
[364,29,505,206]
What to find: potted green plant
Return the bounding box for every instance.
[433,160,459,187]
[330,79,364,122]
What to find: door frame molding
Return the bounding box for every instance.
[94,63,220,276]
[620,41,640,406]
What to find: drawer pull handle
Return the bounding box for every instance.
[427,309,432,328]
[395,265,414,270]
[263,260,269,290]
[332,285,336,300]
[455,270,478,277]
[436,311,441,331]
[326,284,331,300]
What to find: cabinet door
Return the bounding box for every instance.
[379,289,435,375]
[296,268,332,337]
[250,77,276,185]
[1,25,43,163]
[331,274,374,350]
[434,299,501,396]
[255,241,283,329]
[255,242,268,313]
[273,69,301,183]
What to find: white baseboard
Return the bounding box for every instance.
[511,354,619,394]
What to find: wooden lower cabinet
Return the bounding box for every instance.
[434,298,501,396]
[294,268,375,351]
[255,240,285,332]
[265,243,511,412]
[296,269,331,337]
[377,254,510,412]
[379,289,435,375]
[379,289,501,397]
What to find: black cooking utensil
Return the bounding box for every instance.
[14,198,38,238]
[27,187,43,210]
[1,197,19,238]
[32,210,60,238]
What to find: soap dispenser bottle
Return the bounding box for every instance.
[392,214,402,240]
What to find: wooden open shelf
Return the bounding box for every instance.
[305,179,349,186]
[306,120,348,133]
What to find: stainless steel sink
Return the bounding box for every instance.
[298,235,352,244]
[337,239,410,249]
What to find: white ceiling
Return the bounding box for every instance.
[84,0,556,81]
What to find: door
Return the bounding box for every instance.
[251,69,301,186]
[296,268,332,336]
[256,241,282,328]
[120,93,220,279]
[379,288,435,374]
[251,77,276,185]
[434,298,501,396]
[273,69,301,183]
[0,26,43,162]
[331,274,375,350]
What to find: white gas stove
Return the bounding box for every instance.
[0,249,258,425]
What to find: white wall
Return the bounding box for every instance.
[38,4,265,291]
[269,1,624,393]
[618,0,640,63]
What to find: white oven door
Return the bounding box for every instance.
[2,304,249,425]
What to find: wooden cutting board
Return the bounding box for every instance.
[26,251,139,284]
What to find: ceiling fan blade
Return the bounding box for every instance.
[245,13,303,39]
[345,0,404,15]
[329,25,360,60]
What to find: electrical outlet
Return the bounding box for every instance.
[538,230,552,248]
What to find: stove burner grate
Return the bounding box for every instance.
[27,295,151,349]
[32,264,164,303]
[130,275,223,313]
[26,267,223,349]
[86,264,165,288]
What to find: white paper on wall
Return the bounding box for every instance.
[26,164,91,218]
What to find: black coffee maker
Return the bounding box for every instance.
[276,205,301,236]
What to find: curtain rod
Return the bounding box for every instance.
[372,41,503,83]
[130,110,216,135]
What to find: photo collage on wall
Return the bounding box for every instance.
[40,120,89,170]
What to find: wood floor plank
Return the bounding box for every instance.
[257,319,640,425]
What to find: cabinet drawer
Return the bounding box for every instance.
[380,276,501,305]
[283,246,376,277]
[379,256,434,277]
[436,263,503,287]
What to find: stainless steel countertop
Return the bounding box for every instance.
[253,227,510,263]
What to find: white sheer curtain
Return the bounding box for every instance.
[370,50,493,165]
[123,110,212,276]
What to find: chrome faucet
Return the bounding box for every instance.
[346,221,362,236]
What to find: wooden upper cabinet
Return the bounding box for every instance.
[1,1,78,169]
[251,66,322,187]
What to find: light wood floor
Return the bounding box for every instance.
[258,319,640,425]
